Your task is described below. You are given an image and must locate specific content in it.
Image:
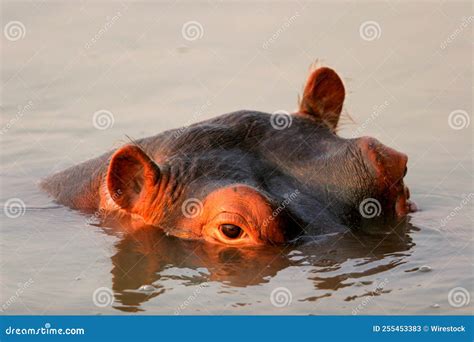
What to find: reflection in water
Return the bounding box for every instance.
[103,220,416,312]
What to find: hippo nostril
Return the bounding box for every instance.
[357,136,408,185]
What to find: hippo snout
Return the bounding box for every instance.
[357,136,417,217]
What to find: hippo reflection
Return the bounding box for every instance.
[108,226,291,312]
[105,220,414,312]
[42,66,416,245]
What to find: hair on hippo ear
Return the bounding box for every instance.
[107,144,161,213]
[298,66,346,131]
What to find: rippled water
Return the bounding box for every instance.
[1,1,472,314]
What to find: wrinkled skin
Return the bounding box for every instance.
[41,67,417,246]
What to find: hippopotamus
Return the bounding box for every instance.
[41,66,416,246]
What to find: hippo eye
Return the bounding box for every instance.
[219,224,243,239]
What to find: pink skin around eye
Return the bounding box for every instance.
[176,185,286,246]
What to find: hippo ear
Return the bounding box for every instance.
[299,67,345,130]
[107,145,161,212]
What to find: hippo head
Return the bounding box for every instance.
[105,67,416,246]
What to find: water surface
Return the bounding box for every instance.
[1,1,472,314]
